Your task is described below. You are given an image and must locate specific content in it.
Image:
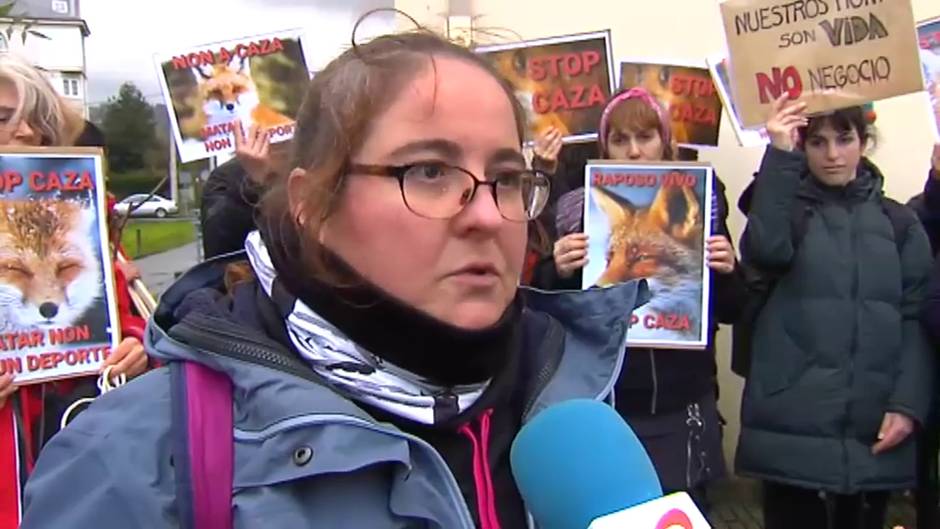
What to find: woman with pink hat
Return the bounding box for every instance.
[532,87,746,514]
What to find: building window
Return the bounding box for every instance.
[62,76,81,97]
[51,0,70,14]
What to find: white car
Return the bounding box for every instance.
[114,194,178,218]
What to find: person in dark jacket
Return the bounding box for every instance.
[916,142,940,529]
[200,121,288,258]
[738,96,934,529]
[530,87,747,512]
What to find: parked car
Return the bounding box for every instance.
[114,194,178,218]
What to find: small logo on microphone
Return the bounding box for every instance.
[656,508,693,529]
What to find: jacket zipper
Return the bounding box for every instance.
[844,204,858,492]
[521,319,565,421]
[649,349,658,415]
[166,318,479,529]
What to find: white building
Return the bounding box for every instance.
[0,0,89,116]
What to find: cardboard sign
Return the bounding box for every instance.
[919,17,940,140]
[476,31,616,142]
[619,61,723,148]
[706,54,770,147]
[154,29,309,163]
[720,0,924,127]
[0,148,121,384]
[583,161,713,350]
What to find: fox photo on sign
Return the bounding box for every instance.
[154,29,309,162]
[583,162,713,349]
[619,61,723,148]
[475,31,615,142]
[919,17,940,140]
[720,0,924,128]
[0,149,120,384]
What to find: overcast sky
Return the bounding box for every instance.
[82,0,395,106]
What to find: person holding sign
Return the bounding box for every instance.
[533,87,746,513]
[0,53,151,526]
[20,24,647,529]
[737,96,934,529]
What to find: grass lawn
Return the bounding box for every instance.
[120,219,197,259]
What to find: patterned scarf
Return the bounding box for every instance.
[244,231,488,425]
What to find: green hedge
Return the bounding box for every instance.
[106,169,168,200]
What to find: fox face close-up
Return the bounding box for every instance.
[592,183,704,337]
[0,199,100,331]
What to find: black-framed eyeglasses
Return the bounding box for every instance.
[348,162,550,222]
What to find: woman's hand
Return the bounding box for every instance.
[116,259,141,282]
[0,373,15,409]
[766,93,808,152]
[553,233,589,279]
[234,120,273,185]
[533,126,563,174]
[872,412,915,455]
[706,236,735,274]
[101,337,148,381]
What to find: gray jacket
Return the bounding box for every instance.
[21,254,647,528]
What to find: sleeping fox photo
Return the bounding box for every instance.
[584,165,712,348]
[0,199,101,332]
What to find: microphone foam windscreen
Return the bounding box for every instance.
[510,399,663,529]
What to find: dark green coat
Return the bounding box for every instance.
[736,147,935,493]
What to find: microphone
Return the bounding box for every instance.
[510,399,711,529]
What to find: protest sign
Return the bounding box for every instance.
[720,0,923,127]
[619,61,723,148]
[476,31,615,142]
[919,17,940,140]
[706,54,770,147]
[583,161,713,349]
[154,29,309,163]
[0,148,120,385]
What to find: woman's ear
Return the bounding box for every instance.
[287,167,308,227]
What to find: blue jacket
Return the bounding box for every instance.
[21,253,648,528]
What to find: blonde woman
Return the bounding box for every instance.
[0,53,85,146]
[0,53,150,522]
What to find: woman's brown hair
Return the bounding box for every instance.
[603,98,676,160]
[258,13,528,284]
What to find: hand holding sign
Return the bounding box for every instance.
[0,373,14,409]
[766,94,808,151]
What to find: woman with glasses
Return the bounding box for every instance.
[533,87,746,514]
[20,25,647,529]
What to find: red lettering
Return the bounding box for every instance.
[0,357,21,375]
[661,171,697,187]
[217,47,232,65]
[528,55,547,81]
[756,66,803,103]
[596,172,658,187]
[527,51,604,81]
[532,83,606,114]
[171,55,190,70]
[270,37,285,53]
[643,313,692,330]
[205,137,233,152]
[48,325,92,345]
[1,170,22,193]
[27,355,39,372]
[670,103,718,126]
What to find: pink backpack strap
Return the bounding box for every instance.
[170,361,233,529]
